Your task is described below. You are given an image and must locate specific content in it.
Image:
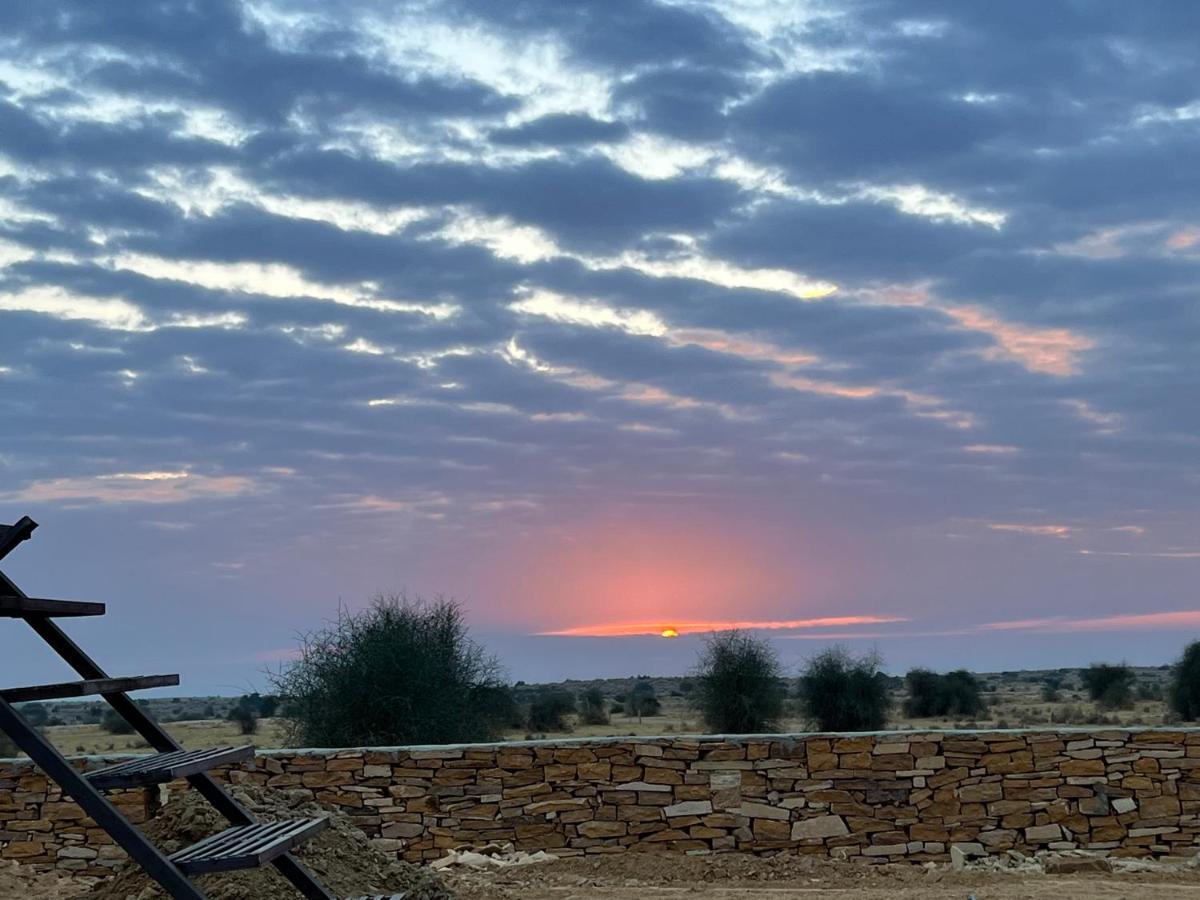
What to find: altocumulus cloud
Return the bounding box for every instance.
[1,0,1200,686]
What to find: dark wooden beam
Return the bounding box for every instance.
[0,674,179,703]
[0,596,106,617]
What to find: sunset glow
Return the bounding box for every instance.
[539,616,906,638]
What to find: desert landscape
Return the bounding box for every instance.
[15,666,1176,758]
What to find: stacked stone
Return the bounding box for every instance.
[3,729,1200,874]
[0,758,146,874]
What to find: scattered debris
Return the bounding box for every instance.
[431,843,558,870]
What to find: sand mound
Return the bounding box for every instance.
[79,785,455,900]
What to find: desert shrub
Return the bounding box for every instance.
[101,708,135,735]
[233,693,280,719]
[797,646,889,732]
[678,678,695,695]
[1137,682,1162,702]
[527,687,576,732]
[609,702,624,714]
[1169,641,1200,721]
[694,630,785,733]
[627,680,660,721]
[903,669,986,718]
[18,703,48,728]
[1040,675,1063,702]
[1082,663,1134,709]
[579,687,609,725]
[270,594,512,746]
[228,706,258,736]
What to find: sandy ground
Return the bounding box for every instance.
[10,852,1200,899]
[446,854,1200,900]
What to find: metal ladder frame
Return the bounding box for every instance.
[0,516,335,899]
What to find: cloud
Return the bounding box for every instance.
[1,470,260,505]
[539,615,905,637]
[980,610,1200,633]
[987,523,1073,539]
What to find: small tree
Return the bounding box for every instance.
[1041,674,1063,703]
[18,703,48,728]
[579,687,609,725]
[1082,663,1134,710]
[527,687,576,732]
[627,680,660,721]
[229,706,258,736]
[694,630,785,733]
[1169,641,1200,721]
[903,669,985,718]
[798,646,889,732]
[101,709,135,735]
[270,594,513,746]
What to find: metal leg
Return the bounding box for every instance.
[0,699,208,900]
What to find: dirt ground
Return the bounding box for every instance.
[9,852,1200,899]
[447,854,1200,899]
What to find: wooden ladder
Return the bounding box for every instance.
[0,515,344,899]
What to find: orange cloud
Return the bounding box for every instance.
[538,615,905,637]
[980,610,1200,633]
[865,284,1093,376]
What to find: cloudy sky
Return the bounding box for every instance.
[2,1,1199,692]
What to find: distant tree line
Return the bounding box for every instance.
[262,591,1200,747]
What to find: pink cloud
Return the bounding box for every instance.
[538,615,905,638]
[987,523,1073,538]
[980,610,1200,633]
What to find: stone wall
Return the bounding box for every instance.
[3,729,1200,876]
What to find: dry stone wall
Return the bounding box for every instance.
[3,729,1200,876]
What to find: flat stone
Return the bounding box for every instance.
[1025,824,1063,843]
[1044,855,1113,874]
[665,800,713,818]
[791,815,849,840]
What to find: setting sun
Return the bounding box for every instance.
[661,628,679,638]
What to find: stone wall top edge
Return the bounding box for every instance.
[1,724,1197,767]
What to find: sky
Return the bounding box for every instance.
[1,1,1199,694]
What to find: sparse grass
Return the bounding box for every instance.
[17,668,1177,758]
[35,717,292,756]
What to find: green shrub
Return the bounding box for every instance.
[579,687,609,725]
[527,687,576,732]
[903,669,986,718]
[627,680,660,721]
[1082,663,1134,709]
[229,706,258,736]
[1040,675,1062,702]
[1169,642,1200,720]
[694,630,785,733]
[270,594,513,746]
[797,647,889,732]
[101,709,135,735]
[18,703,48,728]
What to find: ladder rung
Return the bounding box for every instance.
[170,818,329,875]
[0,674,179,703]
[0,596,106,617]
[86,746,255,790]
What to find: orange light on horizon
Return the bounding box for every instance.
[538,615,905,638]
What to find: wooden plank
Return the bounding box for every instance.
[171,817,329,875]
[0,516,37,563]
[0,596,106,617]
[0,674,179,703]
[88,746,254,790]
